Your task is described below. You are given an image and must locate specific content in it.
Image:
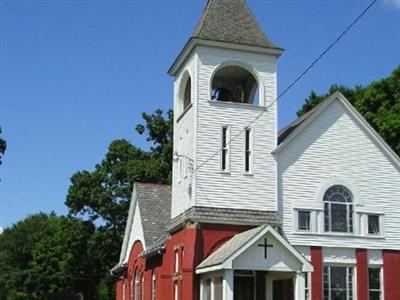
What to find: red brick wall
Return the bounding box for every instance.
[356,249,368,300]
[116,223,251,300]
[383,250,400,299]
[310,246,322,300]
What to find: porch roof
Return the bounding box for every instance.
[196,225,313,274]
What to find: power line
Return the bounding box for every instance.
[187,0,377,177]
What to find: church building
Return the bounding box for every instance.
[111,0,400,299]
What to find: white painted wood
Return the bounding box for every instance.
[266,276,273,300]
[171,43,279,218]
[278,98,400,250]
[368,249,383,265]
[122,203,145,264]
[223,270,234,300]
[323,248,356,264]
[294,272,306,300]
[172,53,197,218]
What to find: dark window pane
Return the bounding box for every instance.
[222,127,227,148]
[368,215,380,235]
[369,291,381,300]
[368,268,381,289]
[324,203,330,231]
[245,130,250,151]
[331,267,347,289]
[222,149,227,170]
[331,204,348,232]
[331,290,346,300]
[298,211,310,231]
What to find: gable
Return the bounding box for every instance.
[278,97,400,175]
[233,232,304,272]
[278,94,400,249]
[123,202,145,264]
[196,225,312,273]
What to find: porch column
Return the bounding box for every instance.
[294,272,305,300]
[265,276,273,300]
[223,270,234,300]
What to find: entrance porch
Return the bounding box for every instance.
[196,225,312,300]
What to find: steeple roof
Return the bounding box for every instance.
[192,0,279,49]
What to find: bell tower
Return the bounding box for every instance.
[169,0,283,219]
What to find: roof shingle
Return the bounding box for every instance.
[192,0,279,49]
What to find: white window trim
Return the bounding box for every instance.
[368,266,383,300]
[243,127,254,175]
[220,125,231,173]
[323,265,355,300]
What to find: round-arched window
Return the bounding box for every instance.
[323,185,353,233]
[211,65,259,104]
[179,72,192,114]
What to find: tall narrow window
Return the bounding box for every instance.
[151,271,156,300]
[221,126,230,172]
[244,128,253,173]
[368,268,382,300]
[174,250,180,274]
[122,281,126,300]
[174,282,179,300]
[134,269,141,300]
[323,266,354,300]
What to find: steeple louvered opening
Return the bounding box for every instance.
[211,65,259,104]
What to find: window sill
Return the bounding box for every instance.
[293,231,385,239]
[243,173,254,176]
[176,103,193,123]
[219,171,231,175]
[208,100,266,111]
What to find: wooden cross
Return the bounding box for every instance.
[257,238,273,259]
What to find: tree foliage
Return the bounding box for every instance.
[63,109,173,296]
[0,213,99,300]
[297,66,400,155]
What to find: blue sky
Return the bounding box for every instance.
[1,0,399,229]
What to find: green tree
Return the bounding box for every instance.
[64,109,173,296]
[297,66,400,155]
[0,213,99,300]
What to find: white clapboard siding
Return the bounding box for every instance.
[172,53,197,218]
[278,99,400,250]
[195,46,277,212]
[171,45,279,217]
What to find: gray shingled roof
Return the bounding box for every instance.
[197,225,267,269]
[168,206,281,232]
[193,0,279,49]
[136,183,171,247]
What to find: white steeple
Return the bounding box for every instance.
[169,0,283,219]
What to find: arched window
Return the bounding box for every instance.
[211,65,259,104]
[324,185,353,233]
[180,72,192,114]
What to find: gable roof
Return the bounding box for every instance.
[275,92,400,170]
[193,0,278,49]
[196,225,313,273]
[168,0,283,76]
[116,182,171,269]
